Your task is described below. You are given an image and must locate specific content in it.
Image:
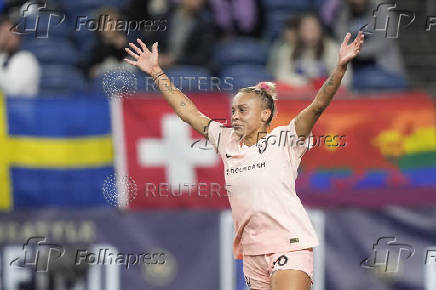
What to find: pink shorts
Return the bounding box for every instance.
[242,248,314,290]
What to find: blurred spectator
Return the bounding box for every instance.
[142,0,215,70]
[319,0,341,30]
[84,7,132,79]
[332,0,405,76]
[267,15,299,78]
[209,0,264,39]
[0,17,40,96]
[267,12,351,88]
[123,0,171,21]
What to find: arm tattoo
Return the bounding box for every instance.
[315,67,346,114]
[180,98,192,107]
[163,83,171,92]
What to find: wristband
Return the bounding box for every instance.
[152,72,165,81]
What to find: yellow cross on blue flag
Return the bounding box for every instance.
[0,94,114,209]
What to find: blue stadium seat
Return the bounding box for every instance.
[313,0,328,9]
[40,65,88,94]
[72,29,97,66]
[215,38,269,69]
[59,10,98,67]
[59,0,124,12]
[261,0,312,12]
[164,65,212,92]
[220,65,273,91]
[265,11,298,41]
[65,8,100,31]
[352,66,408,92]
[21,39,78,65]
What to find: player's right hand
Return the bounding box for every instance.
[124,39,161,75]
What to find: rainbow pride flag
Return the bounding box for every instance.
[272,91,436,207]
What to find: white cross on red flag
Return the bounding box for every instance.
[116,93,231,209]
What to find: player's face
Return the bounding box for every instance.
[231,92,266,139]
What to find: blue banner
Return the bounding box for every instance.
[0,209,221,290]
[324,207,436,289]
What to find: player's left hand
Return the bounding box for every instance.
[338,31,364,66]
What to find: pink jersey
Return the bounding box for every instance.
[207,118,319,259]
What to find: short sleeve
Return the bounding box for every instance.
[287,118,314,159]
[206,120,226,153]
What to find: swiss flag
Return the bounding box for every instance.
[121,93,232,209]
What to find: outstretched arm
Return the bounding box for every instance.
[124,39,211,138]
[295,31,365,137]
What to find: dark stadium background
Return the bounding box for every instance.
[0,0,434,289]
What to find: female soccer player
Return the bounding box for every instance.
[124,31,364,290]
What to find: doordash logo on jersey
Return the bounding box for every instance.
[226,162,266,176]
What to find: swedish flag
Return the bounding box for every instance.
[0,94,114,209]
